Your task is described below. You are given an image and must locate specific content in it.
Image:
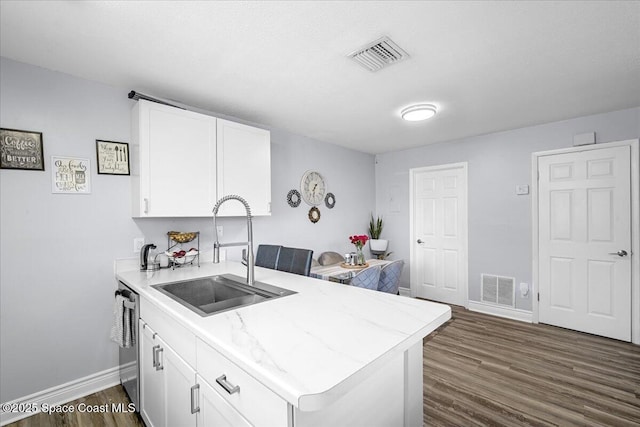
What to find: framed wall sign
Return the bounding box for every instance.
[0,128,45,170]
[96,140,130,175]
[51,156,91,194]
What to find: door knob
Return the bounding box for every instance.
[417,239,424,244]
[608,250,628,257]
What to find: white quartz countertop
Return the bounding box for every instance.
[116,260,451,411]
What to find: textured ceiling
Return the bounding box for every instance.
[1,1,639,154]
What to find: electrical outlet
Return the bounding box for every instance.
[216,225,223,237]
[519,282,529,297]
[133,237,145,253]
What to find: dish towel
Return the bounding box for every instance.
[110,295,135,348]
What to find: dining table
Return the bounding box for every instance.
[310,258,392,284]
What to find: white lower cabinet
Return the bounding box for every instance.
[196,338,290,427]
[140,320,197,427]
[140,310,421,427]
[197,375,252,427]
[140,322,285,426]
[140,321,165,427]
[164,341,198,427]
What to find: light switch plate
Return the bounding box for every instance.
[520,282,529,297]
[516,184,529,195]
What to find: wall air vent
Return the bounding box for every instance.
[348,36,409,72]
[481,274,515,307]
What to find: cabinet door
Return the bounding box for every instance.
[140,321,165,427]
[216,119,271,216]
[164,342,198,427]
[197,376,252,427]
[134,100,217,217]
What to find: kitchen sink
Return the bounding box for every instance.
[152,274,296,316]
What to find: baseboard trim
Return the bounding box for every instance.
[398,287,411,297]
[0,366,120,426]
[468,301,533,323]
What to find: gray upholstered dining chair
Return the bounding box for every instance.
[377,260,404,294]
[350,265,382,290]
[276,247,314,276]
[318,251,344,266]
[255,244,282,269]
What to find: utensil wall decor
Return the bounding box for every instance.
[96,140,130,175]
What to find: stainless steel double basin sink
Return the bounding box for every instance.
[153,274,296,316]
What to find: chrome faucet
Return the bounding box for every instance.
[212,195,255,286]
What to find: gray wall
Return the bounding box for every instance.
[375,107,640,310]
[0,57,375,402]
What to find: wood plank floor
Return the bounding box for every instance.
[423,305,640,426]
[7,385,144,427]
[8,305,640,426]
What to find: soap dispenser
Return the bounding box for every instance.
[140,243,160,271]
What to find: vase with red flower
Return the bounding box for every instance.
[349,234,369,265]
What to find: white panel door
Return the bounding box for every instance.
[538,145,631,341]
[411,164,468,306]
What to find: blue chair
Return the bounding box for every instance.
[255,244,282,269]
[276,247,314,276]
[378,260,404,294]
[350,265,382,290]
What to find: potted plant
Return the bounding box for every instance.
[368,214,388,253]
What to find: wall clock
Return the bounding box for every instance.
[287,189,301,207]
[324,192,336,209]
[308,206,321,223]
[300,170,326,206]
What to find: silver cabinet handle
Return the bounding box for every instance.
[608,250,628,257]
[216,374,240,395]
[190,384,200,414]
[417,239,424,244]
[155,347,163,371]
[152,344,159,368]
[144,198,149,214]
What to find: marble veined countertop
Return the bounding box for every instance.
[115,259,451,411]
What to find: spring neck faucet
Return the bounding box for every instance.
[212,195,254,286]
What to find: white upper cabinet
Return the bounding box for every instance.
[131,100,271,217]
[132,100,217,217]
[216,119,271,217]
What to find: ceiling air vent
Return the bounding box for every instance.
[348,36,409,72]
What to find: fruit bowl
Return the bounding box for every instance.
[166,249,199,265]
[168,231,198,243]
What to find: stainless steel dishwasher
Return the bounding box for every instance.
[116,282,139,411]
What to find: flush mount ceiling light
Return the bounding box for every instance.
[400,104,437,121]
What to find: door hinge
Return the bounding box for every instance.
[537,293,540,301]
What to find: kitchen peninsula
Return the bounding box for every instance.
[116,260,451,427]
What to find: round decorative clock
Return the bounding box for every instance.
[324,192,336,209]
[308,206,321,223]
[287,189,301,207]
[300,170,326,206]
